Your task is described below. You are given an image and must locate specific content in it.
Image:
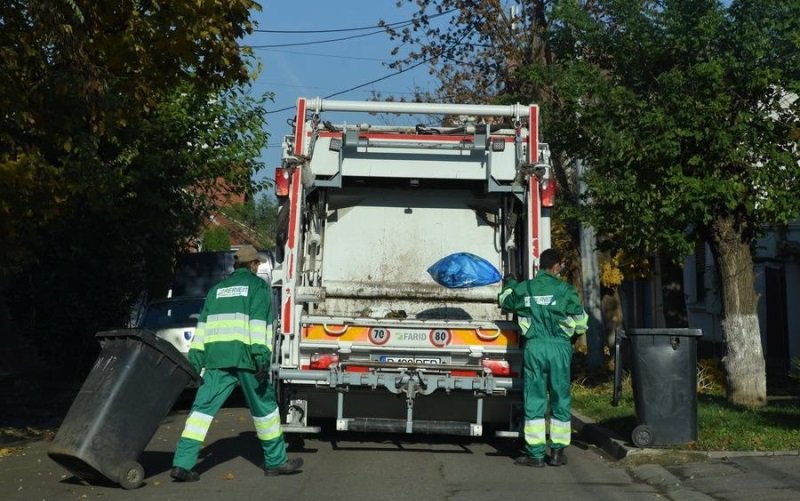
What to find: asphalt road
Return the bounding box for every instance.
[0,406,668,501]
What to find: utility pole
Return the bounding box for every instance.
[577,159,604,371]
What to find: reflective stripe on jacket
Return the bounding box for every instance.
[188,267,273,370]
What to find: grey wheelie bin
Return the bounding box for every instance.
[48,329,200,489]
[613,328,702,448]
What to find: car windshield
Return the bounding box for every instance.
[140,298,204,330]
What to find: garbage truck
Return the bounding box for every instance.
[271,97,555,437]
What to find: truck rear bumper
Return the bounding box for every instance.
[278,367,520,395]
[277,367,522,437]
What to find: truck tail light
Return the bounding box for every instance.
[275,167,289,198]
[540,177,556,208]
[481,359,511,377]
[309,353,339,370]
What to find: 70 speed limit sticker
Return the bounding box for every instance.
[368,327,391,345]
[428,329,452,347]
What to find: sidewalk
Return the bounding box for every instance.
[572,410,800,500]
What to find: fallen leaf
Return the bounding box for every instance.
[3,447,26,458]
[224,472,235,480]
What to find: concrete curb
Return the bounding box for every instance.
[571,411,719,500]
[704,449,800,458]
[570,410,632,460]
[571,410,800,500]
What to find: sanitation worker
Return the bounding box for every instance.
[171,245,303,481]
[498,248,588,467]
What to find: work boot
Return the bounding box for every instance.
[547,448,568,466]
[170,466,200,482]
[514,456,546,468]
[264,457,304,476]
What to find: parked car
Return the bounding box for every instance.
[138,296,205,356]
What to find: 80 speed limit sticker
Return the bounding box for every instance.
[428,329,452,347]
[368,327,391,345]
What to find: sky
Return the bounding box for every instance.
[243,1,444,187]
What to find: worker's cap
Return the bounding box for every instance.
[234,245,266,264]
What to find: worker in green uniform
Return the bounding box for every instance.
[498,248,588,467]
[171,245,303,481]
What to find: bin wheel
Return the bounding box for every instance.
[632,425,655,448]
[119,461,144,490]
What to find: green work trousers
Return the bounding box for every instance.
[173,368,288,470]
[522,337,573,459]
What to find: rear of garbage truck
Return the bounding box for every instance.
[272,98,555,437]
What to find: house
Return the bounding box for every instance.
[187,177,264,252]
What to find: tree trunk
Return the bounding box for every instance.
[709,215,767,408]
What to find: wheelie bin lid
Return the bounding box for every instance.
[95,329,201,384]
[623,328,702,338]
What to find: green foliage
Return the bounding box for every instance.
[536,0,800,259]
[202,226,232,252]
[0,0,261,272]
[0,1,269,380]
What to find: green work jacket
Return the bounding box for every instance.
[498,270,588,341]
[188,268,273,371]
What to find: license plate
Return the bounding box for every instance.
[379,355,441,365]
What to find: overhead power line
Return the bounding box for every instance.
[261,18,472,116]
[254,48,388,62]
[252,8,456,34]
[248,29,386,49]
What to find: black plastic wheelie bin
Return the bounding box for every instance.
[48,329,200,489]
[613,328,703,448]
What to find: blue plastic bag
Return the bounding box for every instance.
[427,252,502,289]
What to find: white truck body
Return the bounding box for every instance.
[272,98,553,437]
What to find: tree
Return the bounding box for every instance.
[0,0,260,275]
[0,1,268,379]
[381,1,554,104]
[203,226,232,251]
[536,0,800,407]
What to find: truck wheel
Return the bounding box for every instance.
[118,461,144,489]
[631,425,655,448]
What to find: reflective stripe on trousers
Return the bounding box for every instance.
[180,411,214,442]
[523,418,546,446]
[253,408,282,441]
